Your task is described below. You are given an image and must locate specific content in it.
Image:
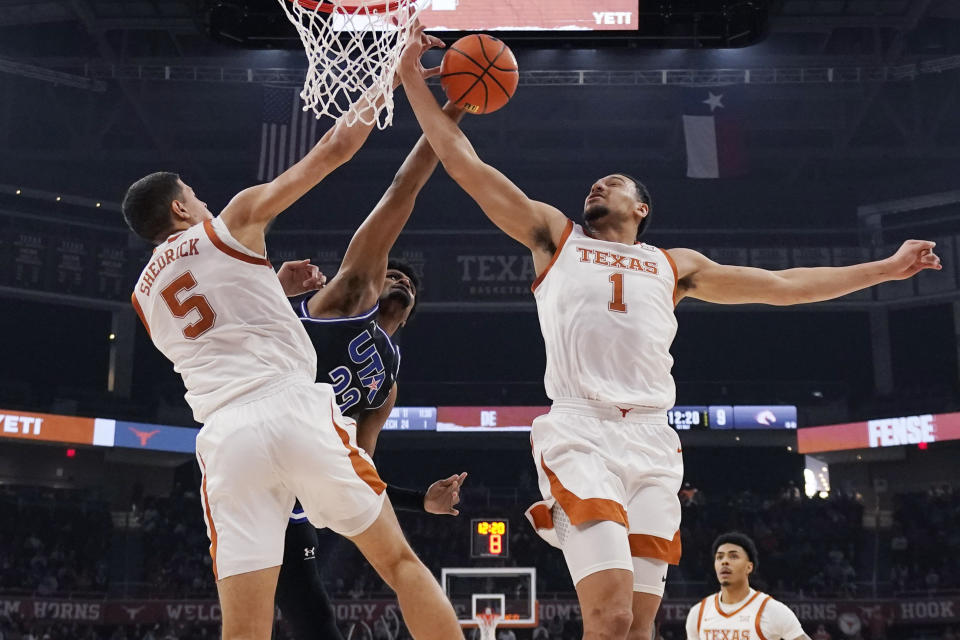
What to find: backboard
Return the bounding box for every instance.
[441,567,537,628]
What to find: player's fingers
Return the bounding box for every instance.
[425,34,445,49]
[449,507,460,516]
[458,472,468,483]
[422,66,443,79]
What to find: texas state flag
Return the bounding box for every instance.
[682,88,747,179]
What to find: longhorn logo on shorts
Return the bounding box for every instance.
[616,407,633,418]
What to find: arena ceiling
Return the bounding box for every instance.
[0,0,958,221]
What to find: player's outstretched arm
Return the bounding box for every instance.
[309,102,464,316]
[668,240,941,306]
[220,74,427,252]
[397,24,568,262]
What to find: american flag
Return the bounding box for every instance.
[257,86,320,182]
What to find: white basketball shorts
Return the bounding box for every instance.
[195,380,386,580]
[524,398,684,571]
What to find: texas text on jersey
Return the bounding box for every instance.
[295,293,401,420]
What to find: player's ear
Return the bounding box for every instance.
[171,199,188,221]
[747,562,754,575]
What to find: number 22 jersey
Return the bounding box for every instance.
[131,217,317,423]
[295,295,401,420]
[533,220,679,409]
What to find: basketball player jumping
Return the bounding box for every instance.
[125,36,463,640]
[273,101,469,640]
[687,532,809,640]
[398,31,941,640]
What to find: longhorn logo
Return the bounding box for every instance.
[129,427,160,446]
[122,605,146,621]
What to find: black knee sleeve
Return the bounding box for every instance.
[277,520,345,640]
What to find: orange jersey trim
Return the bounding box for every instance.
[203,220,272,267]
[628,531,682,565]
[528,503,554,530]
[696,598,708,633]
[754,595,772,640]
[714,591,762,618]
[540,455,628,527]
[332,406,387,495]
[198,454,219,581]
[659,247,680,306]
[152,232,184,254]
[530,219,574,293]
[130,293,151,337]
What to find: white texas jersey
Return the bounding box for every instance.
[686,591,805,640]
[131,217,316,422]
[533,220,678,409]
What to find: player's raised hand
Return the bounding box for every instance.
[398,20,445,83]
[277,259,327,297]
[883,240,943,280]
[424,472,468,516]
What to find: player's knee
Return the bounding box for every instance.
[626,616,655,640]
[374,543,424,588]
[583,606,633,640]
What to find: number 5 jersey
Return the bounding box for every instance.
[131,217,317,422]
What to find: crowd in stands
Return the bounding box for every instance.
[0,486,111,596]
[676,484,865,598]
[139,484,215,598]
[1,479,959,639]
[888,485,960,595]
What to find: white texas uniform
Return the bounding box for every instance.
[523,220,684,592]
[687,590,805,640]
[131,217,386,580]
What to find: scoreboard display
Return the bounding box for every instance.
[420,1,639,32]
[471,519,509,559]
[667,405,798,430]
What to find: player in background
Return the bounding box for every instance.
[687,533,809,640]
[272,101,469,640]
[124,32,463,640]
[397,28,941,640]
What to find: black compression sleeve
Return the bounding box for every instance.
[276,521,345,640]
[386,484,427,512]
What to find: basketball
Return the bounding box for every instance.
[440,34,519,114]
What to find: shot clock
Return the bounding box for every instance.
[471,519,510,558]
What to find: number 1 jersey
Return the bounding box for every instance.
[533,220,678,409]
[131,217,316,423]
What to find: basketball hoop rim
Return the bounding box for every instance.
[289,0,409,13]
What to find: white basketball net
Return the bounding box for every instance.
[276,0,429,129]
[476,611,501,640]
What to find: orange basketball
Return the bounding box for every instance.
[440,34,519,114]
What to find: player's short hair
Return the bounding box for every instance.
[711,532,759,572]
[616,173,653,240]
[387,258,421,319]
[122,172,182,244]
